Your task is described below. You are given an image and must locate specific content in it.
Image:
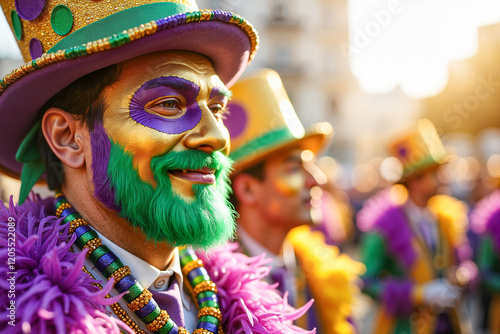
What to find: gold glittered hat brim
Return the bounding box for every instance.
[230,123,334,176]
[0,9,259,179]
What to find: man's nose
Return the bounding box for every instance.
[183,108,229,154]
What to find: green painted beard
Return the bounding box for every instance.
[106,141,236,249]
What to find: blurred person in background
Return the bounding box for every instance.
[357,119,476,334]
[470,154,500,333]
[225,69,365,334]
[312,156,356,248]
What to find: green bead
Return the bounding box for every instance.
[123,282,143,303]
[11,10,22,41]
[141,305,161,324]
[89,245,110,263]
[199,300,219,309]
[77,46,87,56]
[199,315,219,325]
[198,291,216,299]
[109,35,118,48]
[102,259,124,279]
[154,317,174,334]
[54,197,68,210]
[31,60,40,69]
[63,212,81,224]
[180,254,196,267]
[75,230,98,249]
[51,5,74,36]
[191,274,211,287]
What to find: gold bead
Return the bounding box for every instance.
[128,289,152,311]
[110,266,132,283]
[193,281,218,295]
[182,259,203,276]
[55,202,71,217]
[145,310,170,332]
[198,307,222,322]
[83,238,103,256]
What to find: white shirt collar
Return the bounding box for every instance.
[404,198,436,226]
[237,225,296,271]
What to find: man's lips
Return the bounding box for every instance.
[168,166,216,184]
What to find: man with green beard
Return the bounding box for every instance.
[0,1,312,333]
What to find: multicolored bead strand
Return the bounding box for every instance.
[54,191,223,334]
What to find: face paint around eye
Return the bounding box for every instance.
[275,172,305,196]
[129,76,202,134]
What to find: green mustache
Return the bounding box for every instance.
[151,149,232,182]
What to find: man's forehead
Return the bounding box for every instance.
[119,50,226,91]
[122,51,213,74]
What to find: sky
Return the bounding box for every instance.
[348,0,500,98]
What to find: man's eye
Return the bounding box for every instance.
[147,98,183,116]
[210,104,228,119]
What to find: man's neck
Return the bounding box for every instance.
[61,180,175,270]
[237,207,288,256]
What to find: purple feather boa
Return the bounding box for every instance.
[471,190,500,251]
[357,187,416,268]
[0,194,129,334]
[1,194,314,333]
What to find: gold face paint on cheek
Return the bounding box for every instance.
[168,176,195,201]
[274,172,305,196]
[102,91,182,185]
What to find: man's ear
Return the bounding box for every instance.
[232,173,262,206]
[41,108,86,169]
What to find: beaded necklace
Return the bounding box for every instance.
[54,192,223,334]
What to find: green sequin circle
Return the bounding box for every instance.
[11,10,22,40]
[51,5,73,36]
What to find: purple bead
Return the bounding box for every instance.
[95,252,118,272]
[74,225,92,239]
[177,14,187,24]
[15,0,45,21]
[134,298,158,318]
[60,206,76,219]
[187,267,208,282]
[197,322,218,332]
[114,275,136,293]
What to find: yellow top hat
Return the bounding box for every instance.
[225,68,333,173]
[388,119,448,179]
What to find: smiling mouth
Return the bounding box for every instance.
[168,166,216,184]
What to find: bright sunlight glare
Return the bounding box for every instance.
[346,0,500,98]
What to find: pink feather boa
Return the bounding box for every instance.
[198,245,315,334]
[0,194,314,333]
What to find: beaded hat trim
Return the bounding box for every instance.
[0,9,259,95]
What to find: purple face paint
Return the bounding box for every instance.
[224,101,247,139]
[129,77,202,134]
[91,121,120,212]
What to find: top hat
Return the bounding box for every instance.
[224,68,333,174]
[388,119,448,180]
[0,0,259,182]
